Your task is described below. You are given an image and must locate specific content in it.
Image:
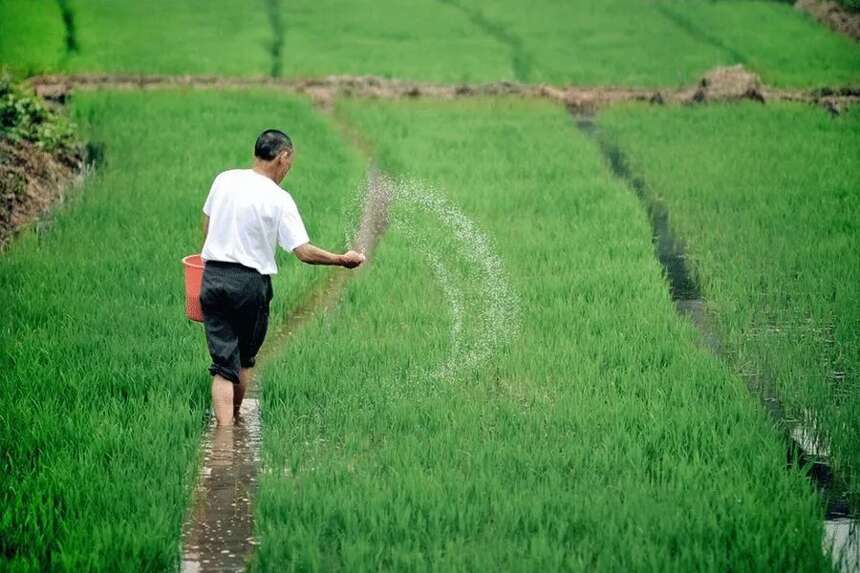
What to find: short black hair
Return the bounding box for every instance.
[254,129,293,160]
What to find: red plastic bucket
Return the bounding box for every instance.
[182,254,205,322]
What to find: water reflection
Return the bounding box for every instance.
[827,518,860,573]
[180,396,261,573]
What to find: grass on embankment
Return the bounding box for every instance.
[253,98,832,571]
[0,89,361,571]
[600,102,860,508]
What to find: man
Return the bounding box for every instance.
[200,128,365,426]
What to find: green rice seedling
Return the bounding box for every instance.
[444,0,728,87]
[253,98,831,571]
[63,0,271,76]
[272,0,514,82]
[0,0,66,76]
[0,0,272,77]
[654,0,860,88]
[450,0,859,87]
[1,0,513,82]
[599,101,860,507]
[3,0,857,87]
[0,89,361,570]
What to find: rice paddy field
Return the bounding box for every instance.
[2,0,859,85]
[1,0,859,571]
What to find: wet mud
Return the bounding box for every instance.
[573,111,858,571]
[180,396,261,573]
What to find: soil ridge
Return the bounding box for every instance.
[0,140,83,250]
[30,70,860,114]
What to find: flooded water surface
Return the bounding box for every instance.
[180,394,261,572]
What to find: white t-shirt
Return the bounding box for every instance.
[201,169,309,275]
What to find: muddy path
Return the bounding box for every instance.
[179,168,390,572]
[572,111,858,571]
[30,69,860,114]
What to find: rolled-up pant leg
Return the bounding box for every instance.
[200,262,271,384]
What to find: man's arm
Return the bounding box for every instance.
[292,243,365,268]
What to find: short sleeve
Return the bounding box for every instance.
[278,195,310,252]
[202,174,220,216]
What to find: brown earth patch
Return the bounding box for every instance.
[30,70,860,114]
[797,0,860,42]
[0,140,82,250]
[693,64,765,103]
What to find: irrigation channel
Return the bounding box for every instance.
[571,112,858,573]
[179,169,391,572]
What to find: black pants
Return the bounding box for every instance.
[200,260,273,384]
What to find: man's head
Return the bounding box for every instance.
[254,129,294,183]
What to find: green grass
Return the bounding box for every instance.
[3,0,857,86]
[0,0,514,81]
[446,0,729,87]
[64,0,272,76]
[0,0,66,76]
[0,89,361,571]
[0,0,273,77]
[599,102,860,507]
[434,0,860,87]
[274,0,514,82]
[252,98,831,571]
[655,0,860,88]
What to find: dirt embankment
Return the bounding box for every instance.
[796,0,860,42]
[31,67,860,115]
[0,141,82,250]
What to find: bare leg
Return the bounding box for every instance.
[234,368,253,416]
[211,374,235,426]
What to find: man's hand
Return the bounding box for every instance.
[293,243,366,268]
[340,250,366,269]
